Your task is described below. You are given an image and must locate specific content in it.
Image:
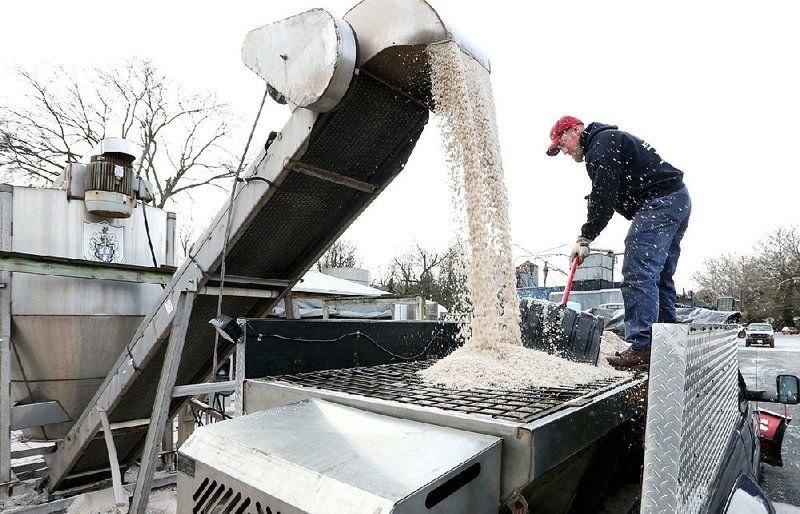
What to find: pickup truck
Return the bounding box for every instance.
[175,321,799,513]
[746,323,776,347]
[705,372,797,512]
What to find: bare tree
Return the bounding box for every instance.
[758,227,800,284]
[378,241,468,311]
[693,226,800,324]
[0,59,235,208]
[756,226,800,325]
[431,241,470,312]
[316,239,359,270]
[693,253,767,321]
[390,243,445,293]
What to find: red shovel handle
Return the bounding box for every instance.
[562,258,579,305]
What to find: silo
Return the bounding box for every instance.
[2,138,175,440]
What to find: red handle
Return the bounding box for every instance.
[562,258,579,305]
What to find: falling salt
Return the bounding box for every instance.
[421,41,626,390]
[427,40,520,354]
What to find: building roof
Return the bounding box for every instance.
[292,270,389,297]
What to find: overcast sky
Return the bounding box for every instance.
[1,1,797,291]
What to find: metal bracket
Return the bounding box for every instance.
[293,162,376,193]
[198,286,278,299]
[171,381,235,398]
[505,494,529,514]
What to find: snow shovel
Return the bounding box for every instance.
[519,257,602,363]
[553,257,602,363]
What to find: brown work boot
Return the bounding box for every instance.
[607,347,651,370]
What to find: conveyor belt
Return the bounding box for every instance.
[47,71,429,489]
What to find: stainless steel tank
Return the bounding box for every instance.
[5,183,174,440]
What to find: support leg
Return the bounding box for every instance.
[130,291,195,514]
[160,414,175,472]
[177,404,194,448]
[235,338,245,416]
[97,408,128,513]
[1,337,10,504]
[0,185,13,503]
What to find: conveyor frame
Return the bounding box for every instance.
[43,0,496,504]
[47,72,430,495]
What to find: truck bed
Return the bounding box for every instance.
[244,362,647,501]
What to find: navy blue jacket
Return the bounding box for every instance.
[579,123,685,240]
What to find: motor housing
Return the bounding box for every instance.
[84,138,138,218]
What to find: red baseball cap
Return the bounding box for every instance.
[546,115,583,156]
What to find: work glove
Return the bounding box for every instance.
[569,236,592,265]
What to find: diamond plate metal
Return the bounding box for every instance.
[641,323,739,514]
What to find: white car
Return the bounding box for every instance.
[745,323,775,348]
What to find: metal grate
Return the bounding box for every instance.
[265,361,633,424]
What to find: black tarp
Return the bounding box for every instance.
[590,306,742,337]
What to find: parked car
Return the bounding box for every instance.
[746,323,775,348]
[781,326,800,335]
[736,324,747,338]
[712,373,800,512]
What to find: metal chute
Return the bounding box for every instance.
[242,0,491,112]
[242,9,357,112]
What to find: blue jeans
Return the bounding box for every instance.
[621,187,691,351]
